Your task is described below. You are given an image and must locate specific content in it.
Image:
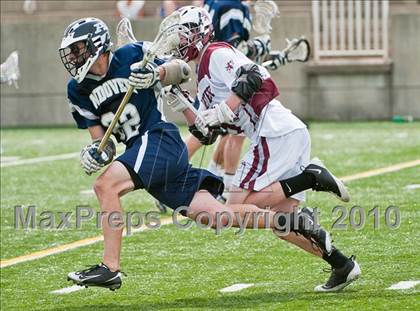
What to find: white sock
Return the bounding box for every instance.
[223,173,235,192]
[207,160,222,176]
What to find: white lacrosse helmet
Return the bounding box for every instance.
[59,17,112,83]
[163,6,214,62]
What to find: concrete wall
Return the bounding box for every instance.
[390,13,420,118]
[1,11,419,126]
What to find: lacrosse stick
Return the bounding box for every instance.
[97,12,183,152]
[253,0,279,35]
[0,51,20,89]
[116,17,137,48]
[262,37,310,68]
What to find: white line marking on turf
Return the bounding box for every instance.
[0,217,175,268]
[50,285,85,294]
[1,158,419,268]
[0,156,21,163]
[387,281,420,290]
[405,184,420,190]
[0,152,79,168]
[80,189,95,195]
[340,159,420,183]
[0,147,126,168]
[219,283,254,293]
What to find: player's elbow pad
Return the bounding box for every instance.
[188,124,219,146]
[231,64,263,102]
[160,59,191,87]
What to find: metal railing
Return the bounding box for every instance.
[312,0,389,61]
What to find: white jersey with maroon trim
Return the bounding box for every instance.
[196,42,306,142]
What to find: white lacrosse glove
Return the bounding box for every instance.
[194,112,210,136]
[162,86,194,113]
[195,101,236,134]
[80,139,116,175]
[263,50,287,71]
[129,61,160,89]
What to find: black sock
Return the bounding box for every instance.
[279,172,315,197]
[322,248,349,269]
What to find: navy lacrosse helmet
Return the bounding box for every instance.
[59,17,112,83]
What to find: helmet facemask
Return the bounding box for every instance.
[160,7,214,62]
[172,23,204,62]
[59,37,98,79]
[59,17,112,83]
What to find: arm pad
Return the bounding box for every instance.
[188,124,221,146]
[160,59,191,86]
[231,64,263,102]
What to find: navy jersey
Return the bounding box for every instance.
[204,0,252,44]
[67,42,164,145]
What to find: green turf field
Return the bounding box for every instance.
[1,122,419,310]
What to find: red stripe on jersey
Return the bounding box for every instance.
[240,144,260,189]
[260,137,270,176]
[248,137,270,191]
[198,42,235,81]
[248,78,279,116]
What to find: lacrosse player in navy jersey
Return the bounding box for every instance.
[60,17,335,291]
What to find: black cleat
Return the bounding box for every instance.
[315,256,361,292]
[297,207,332,255]
[305,158,350,202]
[67,263,123,291]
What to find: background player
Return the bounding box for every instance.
[60,17,331,291]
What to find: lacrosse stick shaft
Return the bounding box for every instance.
[98,13,181,152]
[98,85,134,152]
[97,56,152,152]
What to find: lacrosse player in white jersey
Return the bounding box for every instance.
[136,6,361,292]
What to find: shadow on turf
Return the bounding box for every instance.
[50,289,381,310]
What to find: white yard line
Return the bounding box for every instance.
[404,184,420,190]
[50,285,85,294]
[219,283,254,293]
[80,189,95,195]
[340,159,420,182]
[0,217,175,268]
[1,147,126,168]
[1,158,419,269]
[1,153,79,168]
[387,281,420,290]
[0,156,21,163]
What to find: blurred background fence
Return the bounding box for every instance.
[1,0,419,126]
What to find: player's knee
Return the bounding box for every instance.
[93,174,117,198]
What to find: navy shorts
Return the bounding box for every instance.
[116,122,224,211]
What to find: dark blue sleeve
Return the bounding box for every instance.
[211,1,251,43]
[116,41,165,66]
[67,80,101,129]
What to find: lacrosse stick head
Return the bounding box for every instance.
[156,6,214,62]
[253,0,279,34]
[116,17,137,48]
[1,51,20,88]
[284,38,310,62]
